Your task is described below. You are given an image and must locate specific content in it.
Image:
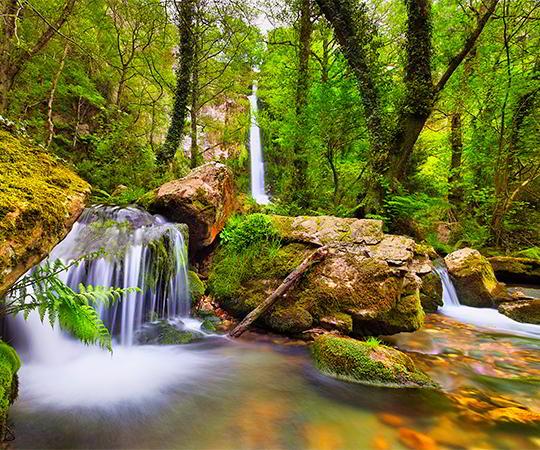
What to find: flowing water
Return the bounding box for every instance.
[249,80,270,205]
[6,210,540,449]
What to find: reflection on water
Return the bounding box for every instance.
[11,315,540,450]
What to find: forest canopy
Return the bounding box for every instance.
[0,0,538,254]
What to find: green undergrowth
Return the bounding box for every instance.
[0,341,20,438]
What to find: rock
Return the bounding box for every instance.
[137,320,205,345]
[312,335,437,388]
[498,300,540,325]
[149,162,235,251]
[419,270,443,313]
[265,306,313,334]
[445,248,507,307]
[270,215,384,246]
[188,270,206,305]
[210,215,426,337]
[489,256,540,284]
[0,130,90,297]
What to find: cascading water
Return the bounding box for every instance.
[249,80,270,205]
[9,205,223,409]
[435,265,540,339]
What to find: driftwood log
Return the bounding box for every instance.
[229,245,329,338]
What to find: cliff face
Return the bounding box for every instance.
[0,129,90,297]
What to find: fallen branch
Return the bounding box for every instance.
[229,246,329,338]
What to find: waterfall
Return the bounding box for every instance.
[12,205,191,350]
[435,264,540,339]
[249,80,270,204]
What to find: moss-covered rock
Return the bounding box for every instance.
[265,306,313,334]
[312,335,437,388]
[188,270,206,305]
[209,215,425,337]
[0,341,21,440]
[419,270,443,312]
[445,248,507,307]
[498,300,540,325]
[0,130,90,297]
[489,256,540,284]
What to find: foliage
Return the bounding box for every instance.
[220,214,280,252]
[364,336,382,348]
[4,257,140,351]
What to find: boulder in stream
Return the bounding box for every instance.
[148,162,235,251]
[210,214,430,336]
[498,299,540,325]
[445,248,508,308]
[312,335,437,388]
[488,256,540,284]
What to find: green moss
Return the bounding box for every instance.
[312,335,436,388]
[188,270,206,305]
[135,189,158,211]
[0,342,21,438]
[0,130,89,293]
[265,305,313,334]
[156,322,204,345]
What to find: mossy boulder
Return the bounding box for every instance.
[209,214,425,337]
[498,300,540,325]
[489,256,540,284]
[0,341,21,440]
[0,130,90,297]
[312,335,437,388]
[445,248,508,308]
[149,162,235,251]
[188,270,206,305]
[270,215,384,246]
[419,270,443,312]
[137,320,205,345]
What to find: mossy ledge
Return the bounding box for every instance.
[312,335,438,389]
[0,341,21,440]
[0,129,90,297]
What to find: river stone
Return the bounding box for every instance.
[312,335,437,388]
[270,215,383,246]
[489,256,540,284]
[149,162,235,251]
[445,248,508,308]
[419,270,443,312]
[498,300,540,325]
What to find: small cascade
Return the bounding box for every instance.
[435,264,540,339]
[13,205,191,350]
[249,80,270,204]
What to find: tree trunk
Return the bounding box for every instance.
[46,44,69,148]
[291,0,313,207]
[229,246,329,338]
[448,112,464,209]
[190,67,199,169]
[159,0,196,167]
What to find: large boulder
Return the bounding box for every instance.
[148,163,235,251]
[445,248,508,307]
[489,256,540,284]
[0,130,90,297]
[210,215,427,336]
[312,335,437,388]
[498,300,540,325]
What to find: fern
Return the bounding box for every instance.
[3,256,140,352]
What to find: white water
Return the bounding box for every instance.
[435,265,540,339]
[249,80,270,204]
[9,206,225,410]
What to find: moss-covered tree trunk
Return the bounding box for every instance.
[291,0,313,207]
[159,0,196,167]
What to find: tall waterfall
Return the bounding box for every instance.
[249,80,270,204]
[435,265,540,339]
[13,205,190,349]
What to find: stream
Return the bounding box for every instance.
[7,207,540,449]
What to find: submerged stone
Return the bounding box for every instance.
[311,335,437,388]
